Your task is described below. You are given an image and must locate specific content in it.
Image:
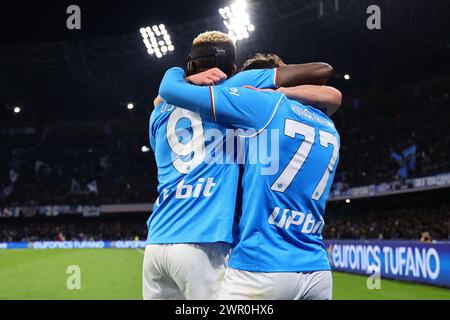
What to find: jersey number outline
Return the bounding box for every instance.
[166,108,206,174]
[271,119,339,200]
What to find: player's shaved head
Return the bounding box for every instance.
[187,31,237,78]
[242,53,287,71]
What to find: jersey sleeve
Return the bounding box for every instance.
[149,103,165,152]
[159,67,215,121]
[149,113,157,152]
[159,67,284,132]
[210,86,284,132]
[224,68,278,89]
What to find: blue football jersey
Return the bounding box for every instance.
[158,70,340,272]
[147,68,278,244]
[228,97,340,272]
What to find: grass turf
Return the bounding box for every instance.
[1,249,449,300]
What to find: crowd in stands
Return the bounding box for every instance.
[0,89,449,241]
[333,91,450,187]
[0,127,157,207]
[1,202,448,242]
[1,92,449,207]
[323,203,450,241]
[0,219,147,242]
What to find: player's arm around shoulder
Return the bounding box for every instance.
[209,85,285,131]
[158,67,218,119]
[277,62,334,87]
[278,85,342,117]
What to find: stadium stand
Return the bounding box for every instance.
[334,90,450,187]
[324,202,450,241]
[1,86,450,242]
[0,124,157,206]
[0,215,147,242]
[1,202,449,242]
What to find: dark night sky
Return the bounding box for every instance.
[0,0,228,43]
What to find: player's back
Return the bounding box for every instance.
[147,68,278,245]
[229,96,340,272]
[147,104,238,244]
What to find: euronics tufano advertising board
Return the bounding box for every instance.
[325,240,450,288]
[0,241,147,250]
[2,239,449,288]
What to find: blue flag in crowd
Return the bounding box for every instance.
[391,144,417,179]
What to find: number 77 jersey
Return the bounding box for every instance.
[228,97,341,273]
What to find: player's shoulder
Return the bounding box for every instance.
[150,102,175,129]
[284,99,338,133]
[151,102,174,119]
[223,68,275,87]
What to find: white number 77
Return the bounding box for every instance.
[271,119,339,200]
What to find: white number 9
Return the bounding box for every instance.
[166,108,206,174]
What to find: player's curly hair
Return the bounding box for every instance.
[242,53,287,71]
[192,31,236,48]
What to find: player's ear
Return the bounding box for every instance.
[187,61,196,77]
[231,63,238,76]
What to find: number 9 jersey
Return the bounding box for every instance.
[146,68,279,245]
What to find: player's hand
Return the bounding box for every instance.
[186,68,227,86]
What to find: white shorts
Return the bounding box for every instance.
[218,267,332,300]
[142,243,230,300]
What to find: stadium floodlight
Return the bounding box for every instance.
[141,146,151,153]
[345,198,351,204]
[218,0,255,42]
[13,106,21,114]
[139,24,174,59]
[344,74,351,80]
[127,103,134,110]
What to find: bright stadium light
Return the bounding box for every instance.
[139,24,174,58]
[141,146,151,153]
[127,103,134,110]
[345,198,351,204]
[344,74,351,80]
[13,106,21,114]
[219,0,254,42]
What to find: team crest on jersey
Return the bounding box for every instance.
[229,87,240,96]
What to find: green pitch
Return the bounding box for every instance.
[1,249,449,300]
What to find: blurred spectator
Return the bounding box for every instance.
[420,231,433,243]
